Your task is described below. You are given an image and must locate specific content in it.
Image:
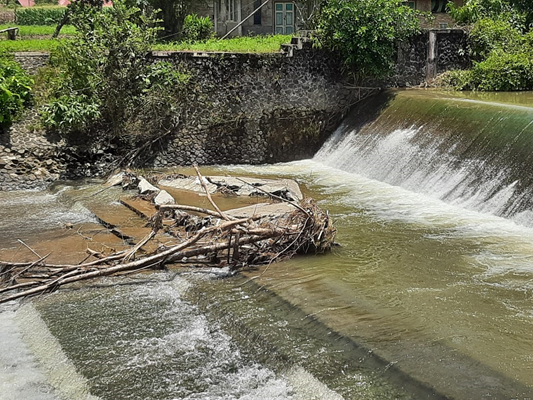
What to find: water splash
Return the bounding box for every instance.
[315,90,533,223]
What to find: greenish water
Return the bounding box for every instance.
[2,90,533,399]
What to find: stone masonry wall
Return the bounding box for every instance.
[391,29,469,87]
[2,45,363,189]
[145,45,363,168]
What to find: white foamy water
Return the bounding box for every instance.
[19,272,345,400]
[224,160,533,396]
[0,304,58,400]
[315,126,521,220]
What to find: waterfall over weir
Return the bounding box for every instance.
[316,90,533,225]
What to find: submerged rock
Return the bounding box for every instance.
[159,175,303,201]
[105,172,125,187]
[159,176,218,194]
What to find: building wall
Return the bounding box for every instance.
[241,1,275,36]
[215,1,302,37]
[414,0,464,12]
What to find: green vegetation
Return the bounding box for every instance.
[444,0,533,91]
[181,14,213,42]
[0,24,76,36]
[315,0,421,81]
[125,0,207,38]
[447,0,532,30]
[2,33,289,54]
[154,35,291,53]
[15,6,67,25]
[0,55,33,131]
[40,0,188,142]
[0,39,60,52]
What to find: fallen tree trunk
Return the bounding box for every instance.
[0,177,336,304]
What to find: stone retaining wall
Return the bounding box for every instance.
[145,46,364,168]
[3,45,364,189]
[391,29,469,87]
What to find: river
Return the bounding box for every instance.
[1,89,533,399]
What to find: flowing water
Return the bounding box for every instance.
[2,90,533,399]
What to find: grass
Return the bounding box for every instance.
[0,38,59,52]
[0,34,292,54]
[0,24,76,36]
[153,35,292,53]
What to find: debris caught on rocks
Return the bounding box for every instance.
[0,167,336,303]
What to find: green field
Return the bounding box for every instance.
[154,35,292,53]
[0,24,75,37]
[1,33,291,54]
[0,38,59,52]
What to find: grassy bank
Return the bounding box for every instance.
[0,24,76,36]
[0,38,59,52]
[1,34,292,54]
[154,35,291,53]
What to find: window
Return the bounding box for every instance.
[254,0,261,25]
[226,0,238,21]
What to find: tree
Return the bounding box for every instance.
[125,0,207,39]
[296,0,323,30]
[53,0,105,38]
[41,0,189,141]
[0,57,33,133]
[315,0,421,81]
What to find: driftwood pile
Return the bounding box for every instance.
[0,167,336,304]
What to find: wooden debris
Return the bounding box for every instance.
[0,170,336,304]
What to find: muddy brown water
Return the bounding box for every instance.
[3,90,533,399]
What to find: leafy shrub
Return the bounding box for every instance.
[438,69,475,90]
[445,0,533,91]
[15,7,67,26]
[315,0,421,81]
[0,57,33,130]
[447,0,526,30]
[469,18,523,60]
[181,14,213,42]
[40,94,101,133]
[41,0,189,141]
[443,52,533,91]
[469,51,533,90]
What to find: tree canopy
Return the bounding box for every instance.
[125,0,207,39]
[315,0,421,81]
[41,0,189,139]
